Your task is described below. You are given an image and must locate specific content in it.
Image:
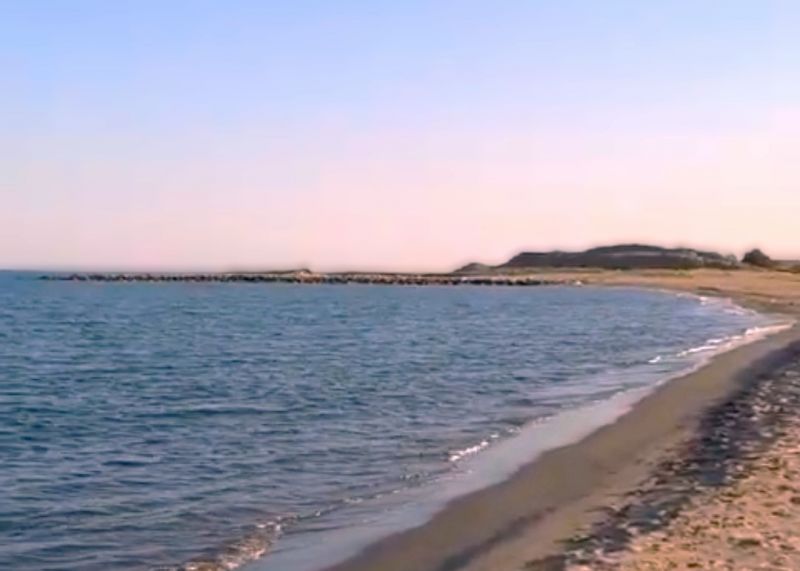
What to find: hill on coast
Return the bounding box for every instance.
[458,244,741,273]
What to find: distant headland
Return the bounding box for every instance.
[39,244,799,285]
[460,244,798,273]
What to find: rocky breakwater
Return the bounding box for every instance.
[41,271,573,287]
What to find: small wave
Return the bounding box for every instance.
[745,323,794,338]
[448,438,492,462]
[676,333,742,358]
[690,293,756,317]
[648,356,662,364]
[677,344,718,357]
[675,322,794,360]
[169,518,288,571]
[725,306,752,316]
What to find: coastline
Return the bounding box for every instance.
[543,338,800,569]
[34,268,800,570]
[305,271,800,571]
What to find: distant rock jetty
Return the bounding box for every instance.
[41,245,798,285]
[41,271,573,287]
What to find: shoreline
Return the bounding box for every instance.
[316,323,800,571]
[541,337,800,569]
[258,315,792,571]
[35,269,800,570]
[305,273,800,571]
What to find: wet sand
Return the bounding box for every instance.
[325,270,800,571]
[557,352,800,570]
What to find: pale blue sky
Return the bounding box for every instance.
[2,1,798,270]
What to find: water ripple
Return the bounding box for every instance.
[0,274,771,570]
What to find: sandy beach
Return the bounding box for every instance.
[326,269,800,571]
[9,4,799,568]
[564,353,800,570]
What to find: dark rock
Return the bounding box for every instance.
[742,249,775,268]
[454,262,494,274]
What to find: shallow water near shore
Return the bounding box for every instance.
[0,272,779,571]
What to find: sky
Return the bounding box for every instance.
[2,1,799,271]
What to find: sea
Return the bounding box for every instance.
[0,271,783,571]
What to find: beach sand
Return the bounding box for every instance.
[327,269,800,571]
[561,356,800,570]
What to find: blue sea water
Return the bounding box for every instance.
[0,272,777,571]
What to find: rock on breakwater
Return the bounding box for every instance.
[40,272,574,287]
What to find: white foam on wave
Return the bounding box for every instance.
[746,323,795,337]
[677,344,717,357]
[675,321,794,360]
[448,433,501,462]
[179,517,289,571]
[676,291,758,318]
